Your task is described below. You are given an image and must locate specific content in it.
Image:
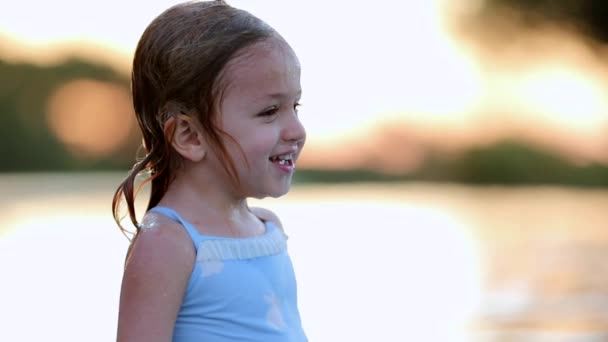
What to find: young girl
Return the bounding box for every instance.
[112,1,307,341]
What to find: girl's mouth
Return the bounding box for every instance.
[269,153,295,172]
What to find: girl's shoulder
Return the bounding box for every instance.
[249,206,283,231]
[125,212,196,269]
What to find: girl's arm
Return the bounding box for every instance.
[117,214,195,342]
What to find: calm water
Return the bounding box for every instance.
[2,173,608,342]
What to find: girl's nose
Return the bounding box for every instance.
[282,115,306,144]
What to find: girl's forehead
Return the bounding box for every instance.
[232,37,299,67]
[220,38,301,93]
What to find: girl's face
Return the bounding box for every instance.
[214,38,306,198]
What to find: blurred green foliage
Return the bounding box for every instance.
[0,58,138,171]
[416,141,608,187]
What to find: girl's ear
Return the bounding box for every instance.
[165,113,207,162]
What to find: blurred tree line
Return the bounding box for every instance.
[1,57,607,187]
[295,141,608,187]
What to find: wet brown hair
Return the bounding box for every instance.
[112,0,277,239]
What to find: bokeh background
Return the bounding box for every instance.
[2,0,608,341]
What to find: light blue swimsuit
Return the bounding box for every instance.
[148,206,307,342]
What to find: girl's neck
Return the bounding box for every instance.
[155,169,264,237]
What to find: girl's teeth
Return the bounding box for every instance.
[272,154,293,162]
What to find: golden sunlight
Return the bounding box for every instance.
[515,67,608,132]
[284,0,484,141]
[46,79,134,158]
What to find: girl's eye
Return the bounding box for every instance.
[294,102,302,114]
[258,106,279,117]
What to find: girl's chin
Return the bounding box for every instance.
[250,184,291,199]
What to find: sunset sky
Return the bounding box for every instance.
[1,0,607,167]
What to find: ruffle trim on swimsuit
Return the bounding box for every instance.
[196,223,287,261]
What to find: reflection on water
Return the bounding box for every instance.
[1,173,607,341]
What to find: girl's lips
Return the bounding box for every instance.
[270,158,295,173]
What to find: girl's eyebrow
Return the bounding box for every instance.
[263,90,302,100]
